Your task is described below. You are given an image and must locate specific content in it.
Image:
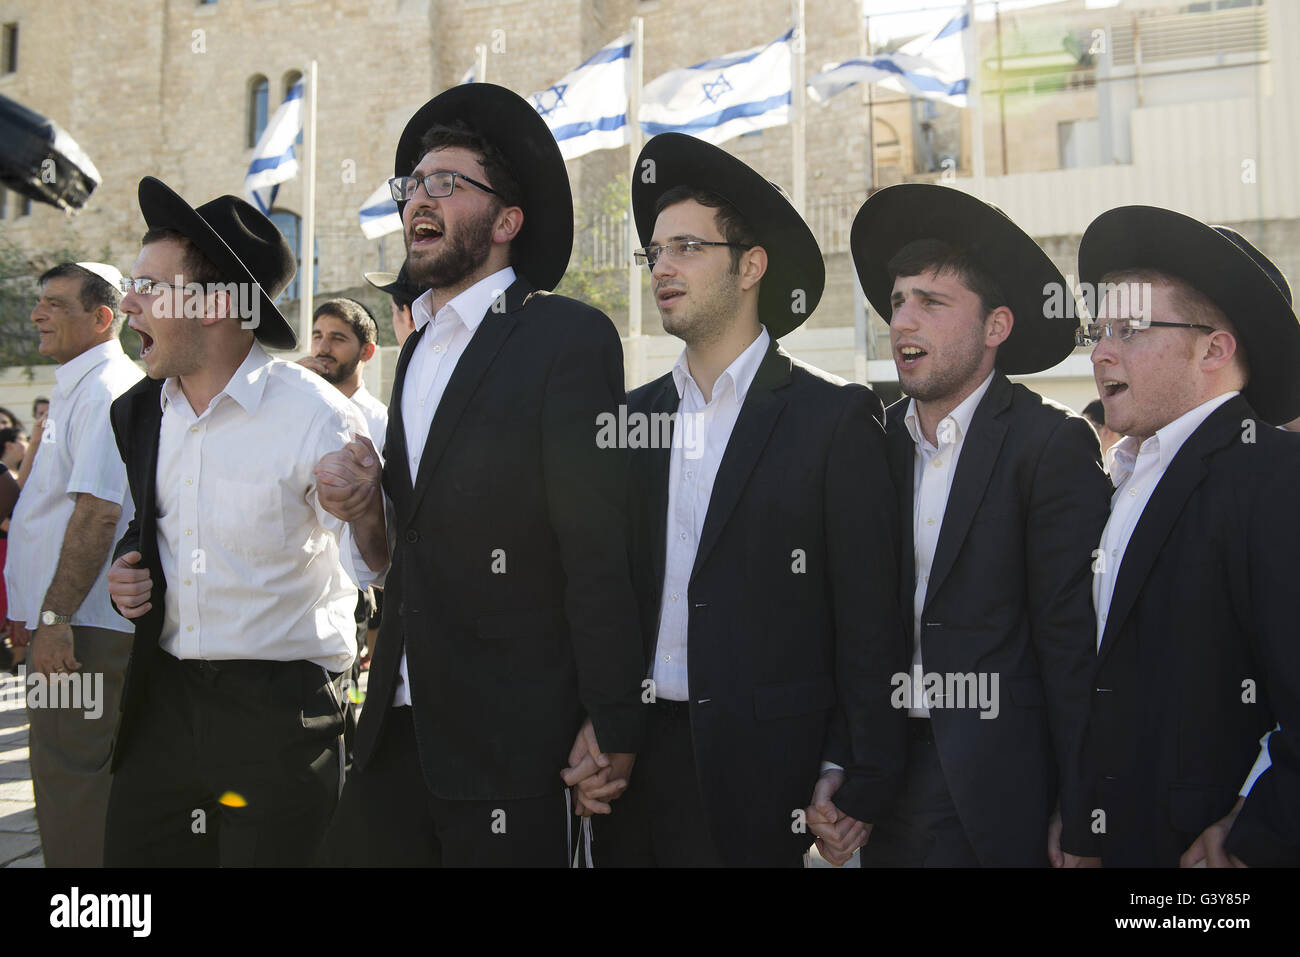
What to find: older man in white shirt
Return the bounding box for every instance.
[4,261,143,867]
[103,178,383,866]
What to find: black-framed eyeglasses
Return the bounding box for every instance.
[1075,318,1217,347]
[633,240,752,267]
[388,171,499,203]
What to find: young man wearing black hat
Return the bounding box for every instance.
[822,185,1111,867]
[316,84,644,866]
[1070,209,1300,866]
[567,133,906,867]
[102,178,379,866]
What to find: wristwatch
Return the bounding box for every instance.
[40,610,71,626]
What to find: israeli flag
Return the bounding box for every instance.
[244,81,304,214]
[809,13,970,107]
[358,180,401,240]
[529,33,631,160]
[640,29,793,145]
[460,62,476,84]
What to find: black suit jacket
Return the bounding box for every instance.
[884,373,1110,866]
[356,278,646,801]
[1073,396,1300,866]
[625,341,907,866]
[107,375,167,771]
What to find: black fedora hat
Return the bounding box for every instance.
[631,133,823,339]
[137,176,297,349]
[363,262,422,302]
[850,184,1076,375]
[394,83,572,292]
[1078,206,1300,425]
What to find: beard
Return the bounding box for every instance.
[319,354,360,385]
[406,205,497,290]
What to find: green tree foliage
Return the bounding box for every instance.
[554,174,630,326]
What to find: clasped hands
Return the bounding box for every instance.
[561,718,636,816]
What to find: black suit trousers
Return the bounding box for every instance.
[104,648,345,867]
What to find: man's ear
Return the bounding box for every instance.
[494,206,524,244]
[985,306,1014,348]
[202,287,232,327]
[360,341,376,363]
[92,304,115,335]
[1201,328,1239,373]
[739,245,768,292]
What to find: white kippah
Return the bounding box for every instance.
[76,261,123,290]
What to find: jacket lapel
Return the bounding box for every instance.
[1096,397,1246,662]
[923,373,1011,607]
[401,279,526,524]
[885,402,917,634]
[689,341,791,583]
[382,323,423,506]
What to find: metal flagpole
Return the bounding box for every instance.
[299,59,318,350]
[476,43,487,84]
[791,0,806,216]
[854,2,872,386]
[627,16,644,387]
[966,0,986,180]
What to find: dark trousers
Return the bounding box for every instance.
[589,699,725,867]
[860,719,980,867]
[322,706,572,867]
[104,648,345,867]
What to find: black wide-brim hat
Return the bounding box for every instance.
[363,262,422,302]
[137,177,297,350]
[1079,206,1300,425]
[631,133,824,339]
[851,183,1076,375]
[394,83,572,292]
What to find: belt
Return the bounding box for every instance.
[652,698,690,720]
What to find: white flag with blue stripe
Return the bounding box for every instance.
[358,180,401,240]
[529,33,631,160]
[244,81,304,214]
[640,29,793,145]
[808,12,970,107]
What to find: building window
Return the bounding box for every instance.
[2,23,17,74]
[248,75,269,147]
[0,186,7,219]
[20,196,32,217]
[268,209,317,302]
[283,70,303,145]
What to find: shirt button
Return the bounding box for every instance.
[1129,488,1137,496]
[671,593,679,601]
[185,529,192,536]
[924,575,929,583]
[663,655,671,662]
[685,471,694,479]
[926,518,935,527]
[404,530,419,544]
[189,427,198,434]
[185,478,193,486]
[184,579,192,586]
[933,459,944,468]
[433,345,444,354]
[186,625,194,632]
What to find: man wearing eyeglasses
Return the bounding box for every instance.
[316,84,644,867]
[566,133,906,867]
[3,261,141,866]
[1068,209,1300,866]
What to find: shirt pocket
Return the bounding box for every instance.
[206,478,286,560]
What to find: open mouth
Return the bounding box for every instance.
[656,287,685,305]
[1100,379,1128,398]
[137,329,155,359]
[898,345,928,365]
[411,220,443,247]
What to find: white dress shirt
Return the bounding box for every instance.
[1090,390,1270,793]
[154,342,374,674]
[4,340,143,631]
[349,383,389,464]
[390,266,516,707]
[902,371,995,717]
[652,327,770,702]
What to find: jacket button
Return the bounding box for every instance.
[404,529,419,543]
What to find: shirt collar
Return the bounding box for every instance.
[160,340,273,417]
[903,370,996,451]
[54,339,127,395]
[412,266,517,336]
[1106,390,1239,486]
[671,327,770,407]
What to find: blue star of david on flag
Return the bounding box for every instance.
[532,83,568,117]
[701,73,733,104]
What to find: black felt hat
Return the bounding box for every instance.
[1078,206,1300,425]
[363,262,422,303]
[394,83,572,292]
[631,133,824,339]
[850,183,1076,375]
[137,176,297,349]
